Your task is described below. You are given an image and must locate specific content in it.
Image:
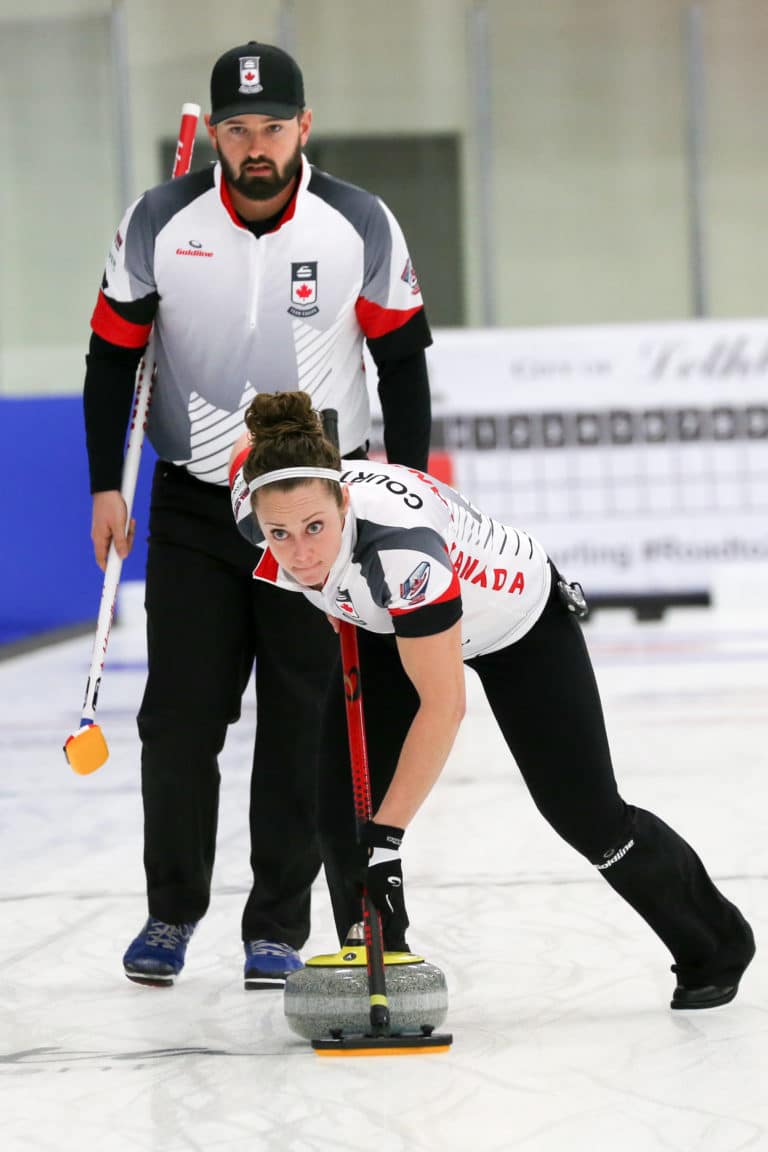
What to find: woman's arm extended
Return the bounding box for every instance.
[373,619,466,829]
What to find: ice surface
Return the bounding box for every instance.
[1,586,766,1152]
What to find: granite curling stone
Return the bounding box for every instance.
[284,945,449,1041]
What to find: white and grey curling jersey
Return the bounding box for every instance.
[231,459,552,659]
[91,157,429,484]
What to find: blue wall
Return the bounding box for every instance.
[0,396,155,645]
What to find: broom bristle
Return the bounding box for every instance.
[64,724,109,774]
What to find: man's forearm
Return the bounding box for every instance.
[83,333,144,492]
[377,348,432,472]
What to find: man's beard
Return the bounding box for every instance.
[220,142,302,202]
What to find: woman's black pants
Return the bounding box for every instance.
[318,577,750,982]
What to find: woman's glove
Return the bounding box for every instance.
[357,821,409,952]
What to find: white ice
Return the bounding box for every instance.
[1,583,766,1152]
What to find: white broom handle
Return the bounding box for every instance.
[80,102,201,724]
[119,101,200,526]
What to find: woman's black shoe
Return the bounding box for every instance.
[670,917,755,1010]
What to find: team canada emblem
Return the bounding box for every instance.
[288,261,319,317]
[335,588,366,625]
[400,258,420,295]
[400,561,431,603]
[239,57,263,94]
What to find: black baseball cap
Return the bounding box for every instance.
[209,41,305,125]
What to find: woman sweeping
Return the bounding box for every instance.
[229,391,754,1011]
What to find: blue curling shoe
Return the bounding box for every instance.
[123,917,196,986]
[244,939,303,989]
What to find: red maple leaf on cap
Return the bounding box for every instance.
[244,71,255,82]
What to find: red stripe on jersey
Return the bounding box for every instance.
[253,548,279,583]
[90,291,153,349]
[389,568,461,617]
[355,297,422,339]
[229,446,250,489]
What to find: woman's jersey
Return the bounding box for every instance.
[231,458,551,658]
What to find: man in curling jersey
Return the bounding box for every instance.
[83,39,433,989]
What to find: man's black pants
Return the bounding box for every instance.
[137,462,339,947]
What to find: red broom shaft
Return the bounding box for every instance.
[339,620,390,1033]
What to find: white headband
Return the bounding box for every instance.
[247,466,343,495]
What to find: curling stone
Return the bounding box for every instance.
[284,944,449,1041]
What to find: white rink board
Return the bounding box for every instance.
[368,320,768,596]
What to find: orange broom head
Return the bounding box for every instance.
[313,1033,453,1057]
[64,724,109,775]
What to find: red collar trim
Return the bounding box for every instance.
[218,173,245,228]
[217,160,303,233]
[253,548,280,583]
[272,176,299,230]
[229,445,250,489]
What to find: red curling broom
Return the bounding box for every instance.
[312,411,453,1056]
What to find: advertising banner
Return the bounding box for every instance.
[369,321,768,596]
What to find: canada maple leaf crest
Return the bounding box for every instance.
[290,263,318,311]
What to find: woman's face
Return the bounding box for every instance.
[255,480,348,588]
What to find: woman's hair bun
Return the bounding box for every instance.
[245,392,319,441]
[241,391,341,485]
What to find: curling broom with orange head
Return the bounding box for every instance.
[64,103,200,776]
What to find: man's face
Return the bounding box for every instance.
[209,111,311,202]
